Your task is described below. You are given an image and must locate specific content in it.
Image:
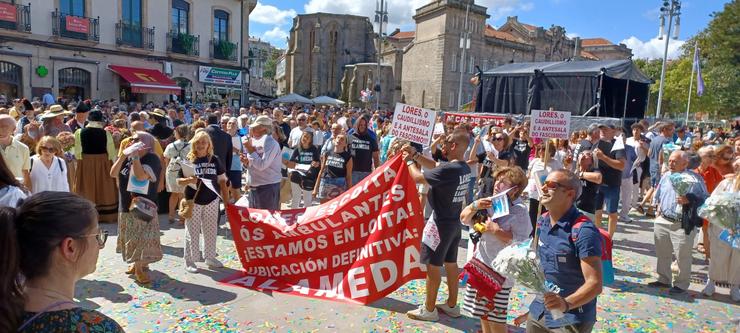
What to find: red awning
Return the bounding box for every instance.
[108,65,181,95]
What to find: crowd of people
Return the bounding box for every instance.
[0,95,738,332]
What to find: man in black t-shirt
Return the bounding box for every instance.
[403,132,471,322]
[509,124,533,171]
[349,116,380,187]
[593,124,626,238]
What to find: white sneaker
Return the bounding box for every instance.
[436,303,461,318]
[206,258,224,268]
[185,261,198,273]
[702,280,715,296]
[407,305,439,321]
[731,286,740,302]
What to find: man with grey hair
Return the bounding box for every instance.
[527,168,603,333]
[648,150,707,295]
[241,115,282,210]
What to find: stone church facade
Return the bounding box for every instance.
[278,0,632,111]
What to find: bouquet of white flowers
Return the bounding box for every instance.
[668,172,698,215]
[491,239,564,319]
[698,192,740,249]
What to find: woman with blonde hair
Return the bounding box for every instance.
[460,166,531,333]
[177,131,229,273]
[29,136,69,193]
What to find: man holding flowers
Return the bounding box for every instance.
[529,169,603,333]
[648,150,708,294]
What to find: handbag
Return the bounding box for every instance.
[130,196,158,222]
[178,156,211,219]
[459,257,506,307]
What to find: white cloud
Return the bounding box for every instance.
[251,2,297,25]
[302,0,533,32]
[566,32,579,39]
[263,27,289,43]
[620,36,685,60]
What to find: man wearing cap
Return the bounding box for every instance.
[240,115,282,210]
[67,102,90,133]
[593,123,626,238]
[39,104,73,137]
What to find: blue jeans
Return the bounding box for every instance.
[352,171,371,187]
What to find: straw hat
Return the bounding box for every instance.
[40,104,72,120]
[250,115,273,128]
[148,108,167,119]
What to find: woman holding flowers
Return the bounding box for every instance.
[702,158,740,301]
[460,166,531,333]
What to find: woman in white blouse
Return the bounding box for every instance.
[29,136,69,193]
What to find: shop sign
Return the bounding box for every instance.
[65,15,90,34]
[0,3,16,23]
[198,66,242,86]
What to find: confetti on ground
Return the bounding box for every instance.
[77,213,737,332]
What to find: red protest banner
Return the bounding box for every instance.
[443,112,506,126]
[222,155,427,304]
[65,15,90,34]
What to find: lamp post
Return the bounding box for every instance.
[655,0,681,119]
[374,0,388,111]
[456,2,471,111]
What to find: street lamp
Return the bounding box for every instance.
[374,0,388,111]
[655,0,681,119]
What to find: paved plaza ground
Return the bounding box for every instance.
[82,209,738,332]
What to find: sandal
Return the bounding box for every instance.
[636,204,645,215]
[126,264,150,274]
[134,270,151,284]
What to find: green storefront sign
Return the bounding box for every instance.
[198,66,242,86]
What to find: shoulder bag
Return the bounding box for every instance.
[177,156,211,219]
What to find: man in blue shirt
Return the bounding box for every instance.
[648,150,708,294]
[529,169,603,332]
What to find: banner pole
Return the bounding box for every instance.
[532,137,551,250]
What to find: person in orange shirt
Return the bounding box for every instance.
[694,146,724,260]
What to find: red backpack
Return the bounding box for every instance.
[541,212,614,285]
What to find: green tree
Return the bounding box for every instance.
[263,50,280,79]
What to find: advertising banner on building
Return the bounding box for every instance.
[529,109,571,139]
[0,3,17,23]
[443,112,507,126]
[65,16,90,34]
[390,103,436,146]
[198,66,242,86]
[222,156,426,304]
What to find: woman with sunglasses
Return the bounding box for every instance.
[525,140,562,231]
[476,129,512,198]
[460,166,531,333]
[110,131,163,284]
[0,191,123,332]
[29,136,69,193]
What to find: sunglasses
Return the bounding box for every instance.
[40,146,55,152]
[493,137,504,141]
[542,180,571,191]
[298,118,307,122]
[76,230,109,248]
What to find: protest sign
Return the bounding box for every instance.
[222,155,426,304]
[529,109,571,140]
[390,103,436,146]
[443,112,507,127]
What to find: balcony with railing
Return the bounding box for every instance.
[0,2,31,32]
[51,9,99,42]
[115,21,154,50]
[210,39,238,62]
[167,31,199,56]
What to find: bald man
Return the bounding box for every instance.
[0,114,31,187]
[648,150,708,295]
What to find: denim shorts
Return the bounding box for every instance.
[318,177,346,200]
[595,184,620,214]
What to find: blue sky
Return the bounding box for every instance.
[249,0,729,59]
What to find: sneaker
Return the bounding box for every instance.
[206,258,223,268]
[618,217,633,223]
[647,281,671,288]
[731,287,740,302]
[702,280,715,296]
[436,303,461,318]
[185,261,198,273]
[669,286,687,295]
[407,305,439,322]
